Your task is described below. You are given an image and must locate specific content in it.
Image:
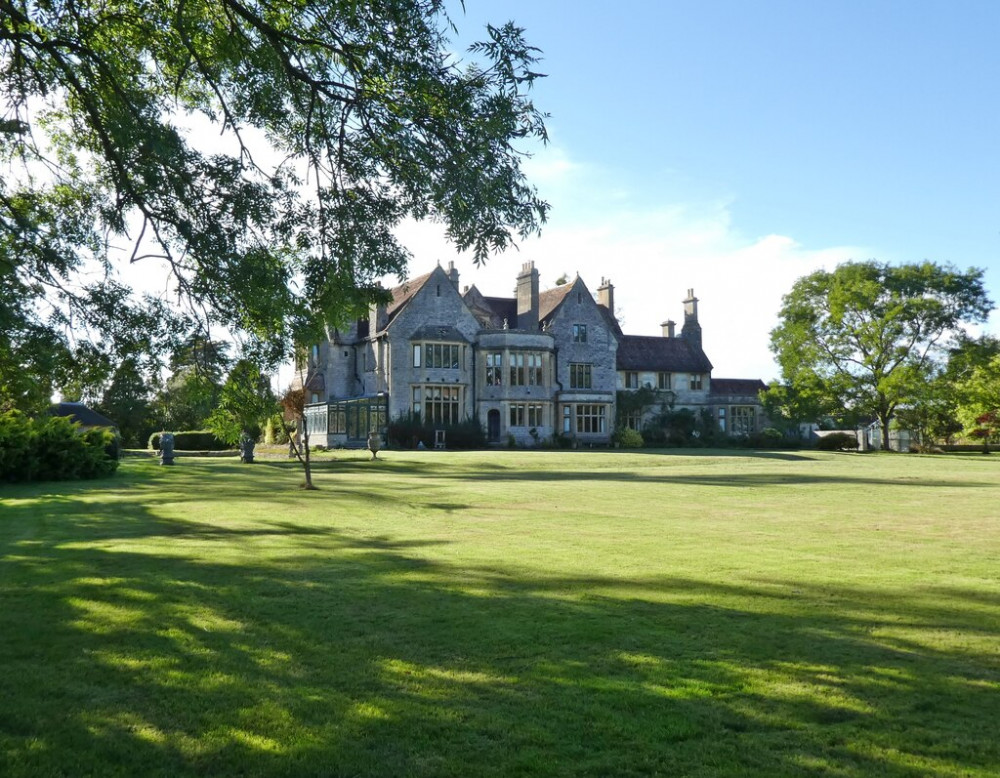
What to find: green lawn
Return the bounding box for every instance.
[2,450,999,777]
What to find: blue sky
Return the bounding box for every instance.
[396,0,1000,380]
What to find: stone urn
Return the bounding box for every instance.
[367,430,382,460]
[159,432,175,466]
[239,432,256,464]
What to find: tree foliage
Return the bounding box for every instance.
[1,0,549,406]
[207,358,278,445]
[770,261,992,450]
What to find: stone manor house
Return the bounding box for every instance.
[299,261,767,446]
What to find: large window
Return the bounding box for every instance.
[509,404,544,428]
[509,351,545,387]
[575,404,606,434]
[424,343,460,369]
[658,372,671,390]
[569,362,592,389]
[509,352,524,386]
[624,371,638,389]
[414,385,462,425]
[527,353,544,386]
[573,323,587,343]
[323,396,387,441]
[731,406,756,436]
[486,352,503,386]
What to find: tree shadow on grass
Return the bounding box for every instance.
[1,504,999,777]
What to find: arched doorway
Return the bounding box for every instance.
[487,409,501,442]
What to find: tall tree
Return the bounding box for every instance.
[1,0,549,379]
[96,357,156,447]
[207,358,278,462]
[770,261,991,450]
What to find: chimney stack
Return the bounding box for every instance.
[516,261,540,330]
[597,277,615,316]
[447,261,459,288]
[661,320,676,338]
[681,289,702,350]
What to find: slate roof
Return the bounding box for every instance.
[385,270,434,326]
[616,335,713,373]
[50,402,116,428]
[709,378,767,397]
[538,284,573,326]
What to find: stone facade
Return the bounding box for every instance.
[299,261,767,446]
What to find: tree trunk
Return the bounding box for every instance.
[879,412,892,451]
[300,420,317,489]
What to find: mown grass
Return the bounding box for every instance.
[1,449,998,777]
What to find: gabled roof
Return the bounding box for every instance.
[616,335,713,373]
[385,270,435,327]
[709,378,767,397]
[50,402,116,428]
[538,283,574,325]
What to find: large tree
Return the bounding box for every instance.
[770,261,991,450]
[1,0,549,401]
[207,358,278,462]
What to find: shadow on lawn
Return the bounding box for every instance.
[2,501,999,778]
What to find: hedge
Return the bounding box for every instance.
[148,430,231,451]
[816,432,860,451]
[0,411,119,483]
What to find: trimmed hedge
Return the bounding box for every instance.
[148,430,231,451]
[816,432,860,451]
[0,411,119,483]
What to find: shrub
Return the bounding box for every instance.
[0,411,118,483]
[613,427,645,449]
[816,432,860,451]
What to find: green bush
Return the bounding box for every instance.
[613,427,645,449]
[0,411,118,483]
[816,432,860,451]
[758,427,785,445]
[148,431,161,451]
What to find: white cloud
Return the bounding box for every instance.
[393,148,870,382]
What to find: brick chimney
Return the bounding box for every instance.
[681,289,702,349]
[661,319,676,338]
[516,261,539,330]
[597,277,614,316]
